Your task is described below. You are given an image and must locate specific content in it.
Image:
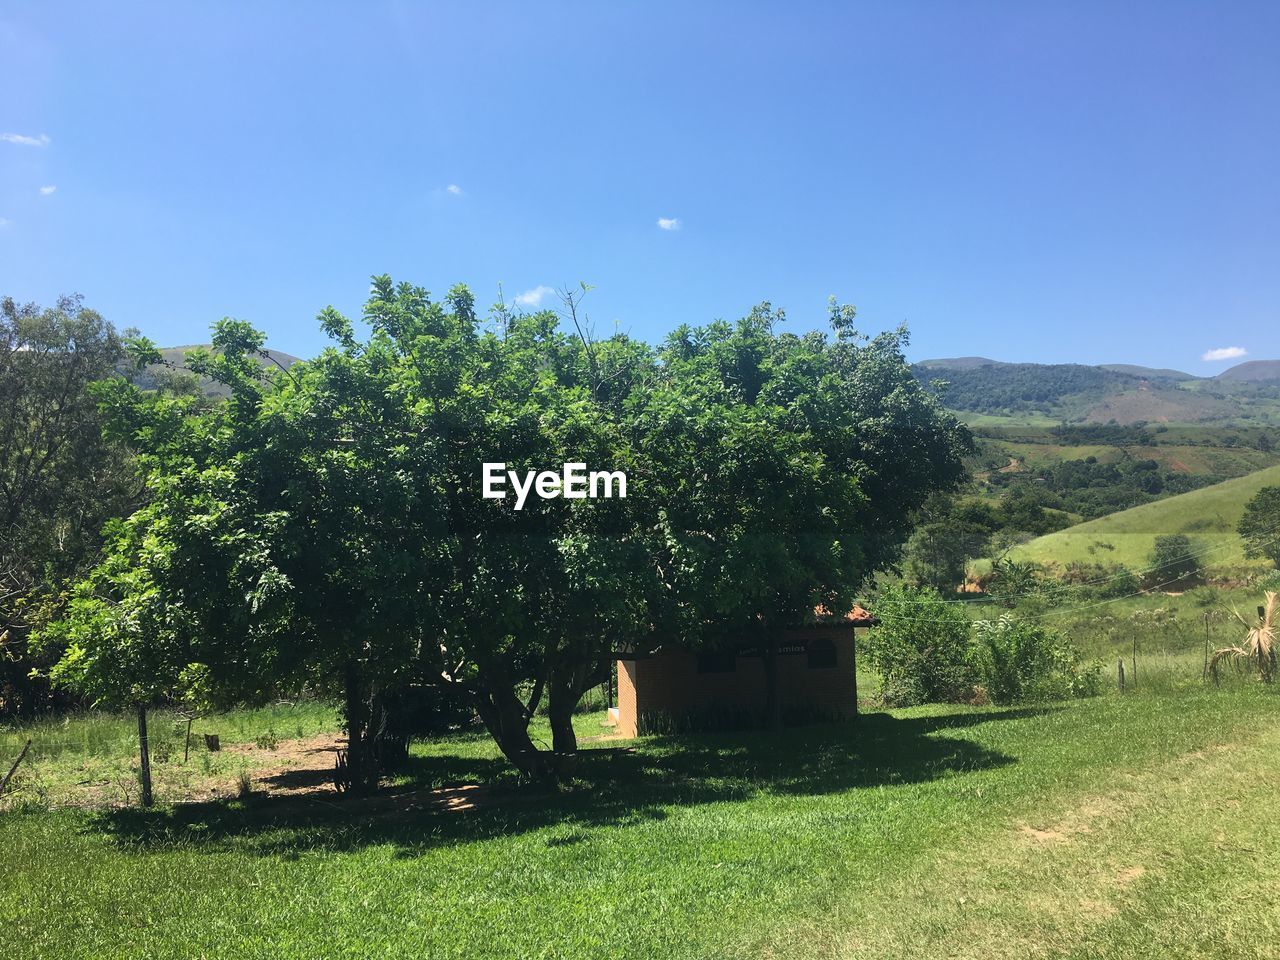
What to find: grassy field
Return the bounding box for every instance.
[3,687,1279,959]
[1010,463,1280,573]
[983,439,1280,478]
[1,702,338,810]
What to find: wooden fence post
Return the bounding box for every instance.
[1117,659,1125,693]
[0,739,32,798]
[137,704,153,807]
[1203,613,1210,681]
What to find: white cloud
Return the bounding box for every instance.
[2,132,50,147]
[39,185,56,195]
[656,217,681,231]
[0,218,8,228]
[446,183,463,195]
[1202,346,1247,362]
[514,285,555,308]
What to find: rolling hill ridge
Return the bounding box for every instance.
[914,356,1280,425]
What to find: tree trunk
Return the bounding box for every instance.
[547,678,578,758]
[546,655,604,773]
[137,704,153,807]
[343,659,377,793]
[762,633,782,731]
[473,683,551,780]
[369,686,410,772]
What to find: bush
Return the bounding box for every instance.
[1061,562,1140,600]
[1148,534,1200,585]
[985,558,1065,607]
[863,584,975,706]
[969,617,1101,704]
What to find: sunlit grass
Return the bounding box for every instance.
[2,688,1277,959]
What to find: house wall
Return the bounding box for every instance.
[614,628,858,738]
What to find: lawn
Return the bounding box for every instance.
[3,688,1278,959]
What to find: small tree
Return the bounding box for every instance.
[904,518,992,592]
[1148,534,1200,584]
[1238,486,1280,568]
[46,522,200,806]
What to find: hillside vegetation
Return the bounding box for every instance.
[914,357,1280,425]
[127,344,303,397]
[1009,463,1280,573]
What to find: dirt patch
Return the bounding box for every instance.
[1113,865,1145,885]
[227,733,345,798]
[1018,824,1070,844]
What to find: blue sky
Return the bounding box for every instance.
[2,1,1277,371]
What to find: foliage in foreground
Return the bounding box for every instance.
[1208,590,1277,684]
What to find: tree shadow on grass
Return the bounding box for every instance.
[90,706,1054,858]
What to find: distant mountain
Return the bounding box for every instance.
[913,362,1136,419]
[156,344,302,372]
[913,356,1280,424]
[1216,360,1280,382]
[915,356,1006,370]
[130,344,303,397]
[1098,363,1195,381]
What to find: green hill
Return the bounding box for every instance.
[1009,463,1280,575]
[128,344,303,397]
[914,356,1280,424]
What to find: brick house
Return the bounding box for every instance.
[613,606,875,738]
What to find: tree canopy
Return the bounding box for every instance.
[0,295,138,715]
[1239,486,1280,568]
[47,278,970,781]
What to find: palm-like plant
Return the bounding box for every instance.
[1209,591,1277,684]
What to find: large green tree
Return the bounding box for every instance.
[50,279,654,783]
[634,300,970,728]
[50,280,969,786]
[0,296,138,716]
[1239,486,1280,568]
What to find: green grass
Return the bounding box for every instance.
[2,689,1279,959]
[1010,463,1280,573]
[0,702,338,810]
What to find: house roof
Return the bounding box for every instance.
[809,604,877,627]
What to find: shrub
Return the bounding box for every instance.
[254,730,279,751]
[1061,562,1140,600]
[863,584,975,705]
[969,617,1101,704]
[1148,534,1200,585]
